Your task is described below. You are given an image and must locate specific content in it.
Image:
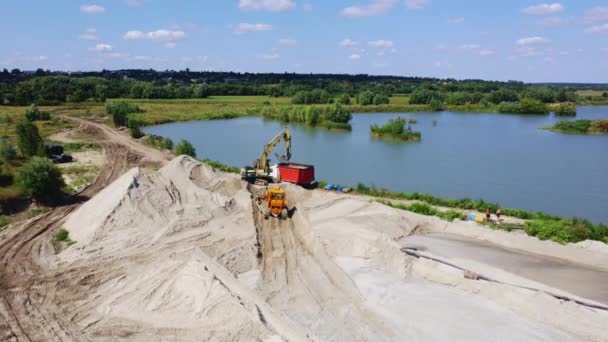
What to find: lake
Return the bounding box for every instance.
[144,106,608,223]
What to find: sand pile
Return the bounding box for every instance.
[56,156,608,341]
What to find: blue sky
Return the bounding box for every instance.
[1,0,607,82]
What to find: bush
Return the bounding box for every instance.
[106,101,142,127]
[524,218,606,244]
[175,139,196,157]
[127,116,144,138]
[550,120,592,134]
[16,120,44,157]
[370,117,421,141]
[24,104,51,121]
[409,89,444,105]
[160,137,174,150]
[590,119,608,133]
[554,104,576,116]
[373,93,390,105]
[337,93,351,105]
[16,156,65,203]
[602,92,608,98]
[201,159,240,173]
[0,139,17,161]
[497,98,549,115]
[357,91,375,106]
[260,104,352,129]
[55,228,69,241]
[429,98,444,111]
[291,89,332,104]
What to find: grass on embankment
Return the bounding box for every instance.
[544,119,608,135]
[346,183,608,245]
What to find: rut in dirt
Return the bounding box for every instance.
[0,121,152,342]
[249,186,392,341]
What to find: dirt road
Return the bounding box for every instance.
[0,119,169,341]
[402,234,608,304]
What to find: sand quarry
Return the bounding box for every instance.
[49,156,608,341]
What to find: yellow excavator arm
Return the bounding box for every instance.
[255,127,291,174]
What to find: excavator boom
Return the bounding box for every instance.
[241,127,292,183]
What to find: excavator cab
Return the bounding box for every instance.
[264,187,288,220]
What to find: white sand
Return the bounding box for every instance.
[57,156,608,341]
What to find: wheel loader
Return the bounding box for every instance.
[263,186,289,220]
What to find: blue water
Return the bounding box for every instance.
[144,106,608,223]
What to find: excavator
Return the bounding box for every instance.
[241,128,292,220]
[240,127,291,186]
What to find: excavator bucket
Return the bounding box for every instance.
[276,153,290,164]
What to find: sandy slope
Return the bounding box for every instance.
[51,156,608,341]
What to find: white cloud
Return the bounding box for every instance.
[585,23,608,33]
[127,0,145,6]
[124,29,186,40]
[80,4,105,13]
[302,3,313,11]
[517,47,544,57]
[522,3,563,15]
[405,0,430,10]
[478,49,495,56]
[339,38,358,47]
[239,0,295,12]
[79,28,97,40]
[90,43,113,52]
[340,0,397,17]
[540,16,569,26]
[132,56,155,62]
[368,39,394,48]
[460,44,480,50]
[164,42,177,49]
[259,53,280,60]
[28,56,49,62]
[583,7,608,23]
[278,38,297,46]
[349,54,362,60]
[516,36,547,45]
[447,17,464,24]
[559,51,569,55]
[231,23,273,34]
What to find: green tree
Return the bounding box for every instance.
[337,93,351,105]
[175,139,196,157]
[24,104,51,121]
[160,138,174,150]
[127,116,144,138]
[16,157,65,203]
[602,92,608,98]
[373,93,390,105]
[106,101,141,127]
[357,91,375,106]
[429,98,444,111]
[0,139,17,161]
[16,120,44,157]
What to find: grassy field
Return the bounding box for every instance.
[576,90,608,97]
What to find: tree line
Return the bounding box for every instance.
[1,69,600,106]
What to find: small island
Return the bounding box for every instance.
[370,117,421,141]
[545,119,608,134]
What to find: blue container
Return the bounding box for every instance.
[325,184,335,190]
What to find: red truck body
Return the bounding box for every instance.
[278,163,315,186]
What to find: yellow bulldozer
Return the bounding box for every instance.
[263,186,288,220]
